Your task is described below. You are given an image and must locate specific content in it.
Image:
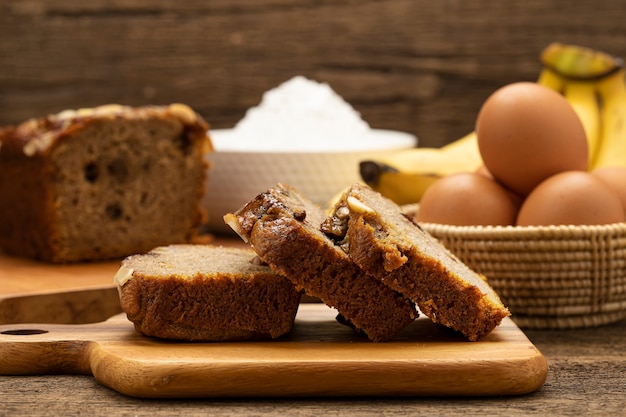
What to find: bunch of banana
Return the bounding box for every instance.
[590,67,626,169]
[362,43,626,204]
[541,42,626,170]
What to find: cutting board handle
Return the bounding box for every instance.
[0,319,114,375]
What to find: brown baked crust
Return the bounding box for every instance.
[0,104,211,263]
[116,245,302,341]
[325,184,510,341]
[225,183,417,342]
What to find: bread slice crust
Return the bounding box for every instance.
[325,184,509,341]
[116,245,302,341]
[225,183,417,342]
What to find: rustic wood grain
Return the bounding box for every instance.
[0,286,121,325]
[2,0,626,147]
[2,1,626,413]
[0,305,547,398]
[0,237,245,324]
[1,317,625,416]
[0,253,122,324]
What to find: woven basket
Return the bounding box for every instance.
[420,221,626,329]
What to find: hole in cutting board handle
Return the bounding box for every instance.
[1,329,49,336]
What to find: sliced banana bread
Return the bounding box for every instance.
[224,183,417,342]
[115,244,302,341]
[323,183,509,341]
[0,104,212,263]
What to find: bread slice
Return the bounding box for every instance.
[0,104,212,263]
[224,183,417,342]
[323,183,509,341]
[115,244,302,341]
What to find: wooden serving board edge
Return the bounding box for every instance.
[0,286,122,325]
[0,304,548,398]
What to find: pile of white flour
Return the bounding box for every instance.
[213,76,396,152]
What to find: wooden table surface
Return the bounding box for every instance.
[2,1,626,414]
[1,318,625,416]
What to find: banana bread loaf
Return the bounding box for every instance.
[115,244,302,341]
[224,183,417,342]
[323,183,509,341]
[0,104,212,263]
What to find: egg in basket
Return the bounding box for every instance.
[365,44,626,329]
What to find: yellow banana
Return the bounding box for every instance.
[537,67,565,93]
[359,133,483,206]
[541,42,621,80]
[592,68,626,169]
[359,162,440,206]
[563,81,602,168]
[440,131,480,157]
[540,42,622,170]
[359,145,481,206]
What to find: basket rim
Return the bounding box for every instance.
[420,221,626,240]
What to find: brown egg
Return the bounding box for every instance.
[416,172,519,226]
[475,164,524,207]
[591,166,626,217]
[476,82,588,196]
[516,171,624,226]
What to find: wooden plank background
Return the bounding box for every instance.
[1,0,625,148]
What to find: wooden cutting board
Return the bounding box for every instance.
[0,303,548,398]
[0,238,244,324]
[0,253,123,324]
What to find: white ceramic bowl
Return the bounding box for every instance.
[203,129,417,234]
